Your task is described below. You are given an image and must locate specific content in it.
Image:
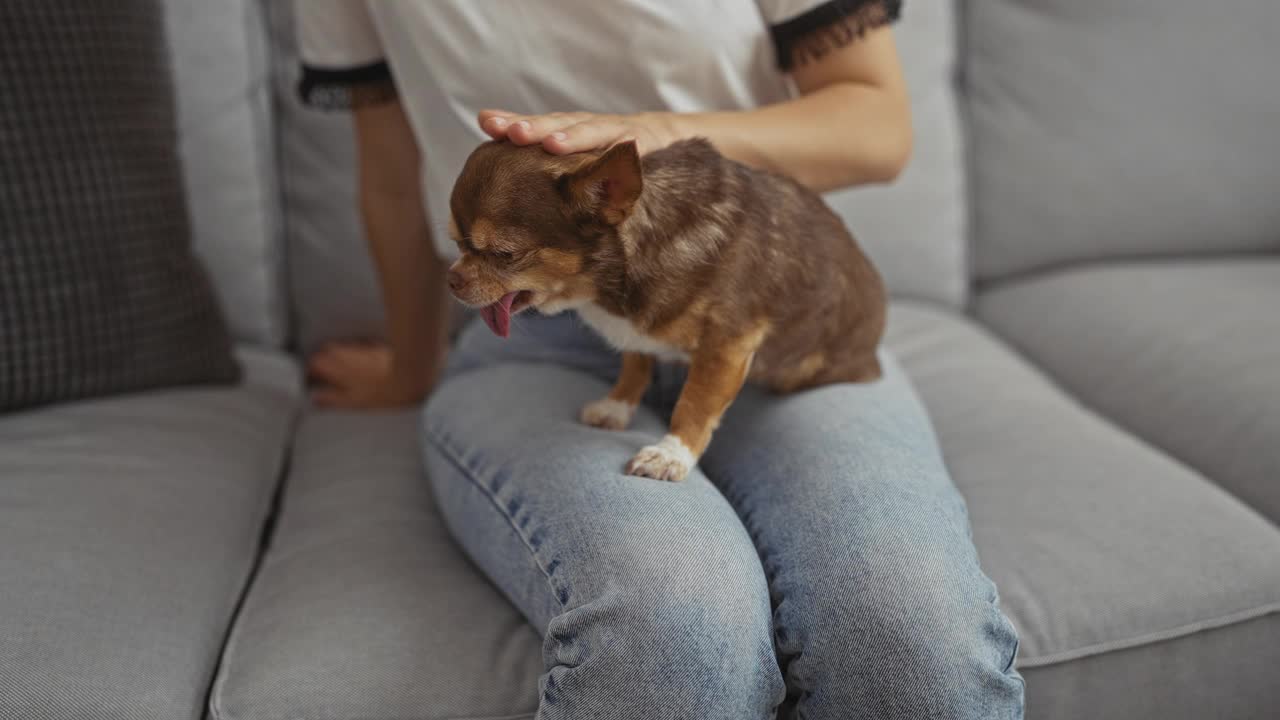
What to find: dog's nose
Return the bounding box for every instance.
[447,269,467,293]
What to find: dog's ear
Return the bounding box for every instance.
[564,140,642,225]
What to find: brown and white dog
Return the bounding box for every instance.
[446,138,886,481]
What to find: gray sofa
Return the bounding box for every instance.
[2,1,1277,719]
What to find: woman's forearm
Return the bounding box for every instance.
[354,100,449,397]
[670,80,911,193]
[680,26,911,192]
[360,191,450,395]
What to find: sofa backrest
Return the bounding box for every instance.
[963,0,1280,285]
[266,0,386,355]
[826,0,968,308]
[272,0,495,353]
[165,0,286,347]
[269,1,969,354]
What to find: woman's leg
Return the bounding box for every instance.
[422,317,785,719]
[696,351,1024,720]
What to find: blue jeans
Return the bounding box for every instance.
[422,312,1024,720]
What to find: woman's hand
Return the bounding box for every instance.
[307,341,436,409]
[478,109,683,156]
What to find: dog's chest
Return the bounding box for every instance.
[577,304,689,362]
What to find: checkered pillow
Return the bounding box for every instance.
[0,0,240,412]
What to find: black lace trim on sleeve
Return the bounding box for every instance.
[770,0,903,71]
[298,60,398,110]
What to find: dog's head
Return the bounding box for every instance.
[446,140,642,337]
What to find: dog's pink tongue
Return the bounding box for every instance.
[479,291,519,338]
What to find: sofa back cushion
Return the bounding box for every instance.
[826,0,968,307]
[269,0,390,354]
[964,0,1280,284]
[165,0,287,347]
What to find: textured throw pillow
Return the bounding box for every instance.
[0,0,240,412]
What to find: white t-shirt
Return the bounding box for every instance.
[294,0,900,261]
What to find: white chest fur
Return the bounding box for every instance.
[577,303,690,362]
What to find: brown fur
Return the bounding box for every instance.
[666,324,767,458]
[609,352,655,406]
[447,138,887,479]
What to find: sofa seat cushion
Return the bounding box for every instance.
[976,259,1280,523]
[210,410,543,720]
[214,303,1280,720]
[888,301,1280,719]
[0,348,300,720]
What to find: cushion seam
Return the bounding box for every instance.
[207,401,302,720]
[974,251,1280,296]
[1018,600,1280,668]
[207,419,547,720]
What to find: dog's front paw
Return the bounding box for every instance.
[580,397,635,431]
[625,435,695,482]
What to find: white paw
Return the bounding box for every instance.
[625,434,695,482]
[580,397,635,431]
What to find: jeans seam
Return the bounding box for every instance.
[1002,636,1020,674]
[718,481,799,718]
[423,421,569,612]
[424,424,579,712]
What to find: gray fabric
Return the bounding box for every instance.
[975,259,1280,524]
[211,410,542,720]
[0,348,300,720]
[1023,611,1280,720]
[165,0,287,347]
[825,0,968,307]
[963,0,1280,283]
[886,302,1280,719]
[0,0,240,413]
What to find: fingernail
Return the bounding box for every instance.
[516,121,531,131]
[491,117,507,127]
[551,132,568,141]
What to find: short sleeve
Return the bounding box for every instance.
[294,0,396,110]
[757,0,903,71]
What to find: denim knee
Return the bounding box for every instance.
[776,557,1024,720]
[538,521,785,720]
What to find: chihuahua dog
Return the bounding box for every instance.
[446,138,885,481]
